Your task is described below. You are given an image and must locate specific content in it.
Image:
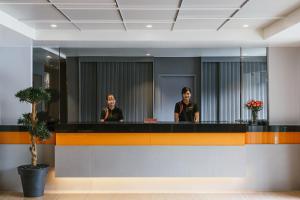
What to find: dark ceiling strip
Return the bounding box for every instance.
[216,0,250,31]
[47,0,81,31]
[114,0,127,31]
[171,0,184,31]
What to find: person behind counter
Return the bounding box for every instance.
[100,94,124,122]
[174,87,199,123]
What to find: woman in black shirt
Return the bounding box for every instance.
[174,87,199,123]
[100,94,124,122]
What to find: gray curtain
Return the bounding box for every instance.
[201,61,241,122]
[219,62,241,122]
[80,61,153,122]
[201,62,218,121]
[80,62,98,122]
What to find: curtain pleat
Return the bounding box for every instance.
[80,62,98,122]
[201,62,218,121]
[219,62,241,122]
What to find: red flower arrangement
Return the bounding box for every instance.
[246,100,263,124]
[246,100,263,111]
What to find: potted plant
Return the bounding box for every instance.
[246,99,263,124]
[15,87,51,197]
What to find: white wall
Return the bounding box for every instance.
[0,25,32,124]
[268,47,300,125]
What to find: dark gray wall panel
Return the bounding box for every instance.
[154,57,201,121]
[157,75,195,121]
[66,57,79,122]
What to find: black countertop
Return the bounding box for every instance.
[54,122,247,133]
[1,123,300,133]
[247,125,300,132]
[0,122,246,133]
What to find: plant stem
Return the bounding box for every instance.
[30,135,37,166]
[31,102,38,166]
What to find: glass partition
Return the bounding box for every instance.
[32,47,66,123]
[241,48,268,122]
[33,47,268,123]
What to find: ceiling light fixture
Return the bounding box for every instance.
[50,24,57,28]
[146,53,151,56]
[145,24,152,28]
[46,55,52,59]
[243,24,249,28]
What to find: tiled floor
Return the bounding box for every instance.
[1,192,300,200]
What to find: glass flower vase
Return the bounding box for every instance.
[251,110,258,125]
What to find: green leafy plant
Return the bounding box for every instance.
[15,87,51,166]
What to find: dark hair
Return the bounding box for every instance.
[106,94,115,100]
[181,87,191,94]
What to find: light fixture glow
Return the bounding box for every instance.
[146,53,151,56]
[46,55,52,59]
[145,24,152,28]
[243,24,249,28]
[50,24,57,28]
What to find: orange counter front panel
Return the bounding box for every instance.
[0,132,56,144]
[245,132,300,144]
[55,132,246,146]
[2,131,300,145]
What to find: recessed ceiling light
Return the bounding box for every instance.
[50,24,57,28]
[243,24,249,28]
[146,53,151,56]
[145,24,152,28]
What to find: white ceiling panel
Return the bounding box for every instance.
[51,0,114,3]
[24,22,77,30]
[0,0,46,2]
[222,18,273,29]
[174,19,224,30]
[62,9,120,20]
[126,23,172,30]
[55,5,115,10]
[235,0,300,17]
[51,0,116,10]
[178,9,234,19]
[117,0,179,8]
[182,0,245,8]
[76,23,124,30]
[122,10,176,20]
[0,4,66,20]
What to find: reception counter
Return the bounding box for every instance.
[0,122,247,146]
[1,123,300,145]
[1,123,300,178]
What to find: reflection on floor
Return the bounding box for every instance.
[1,192,300,200]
